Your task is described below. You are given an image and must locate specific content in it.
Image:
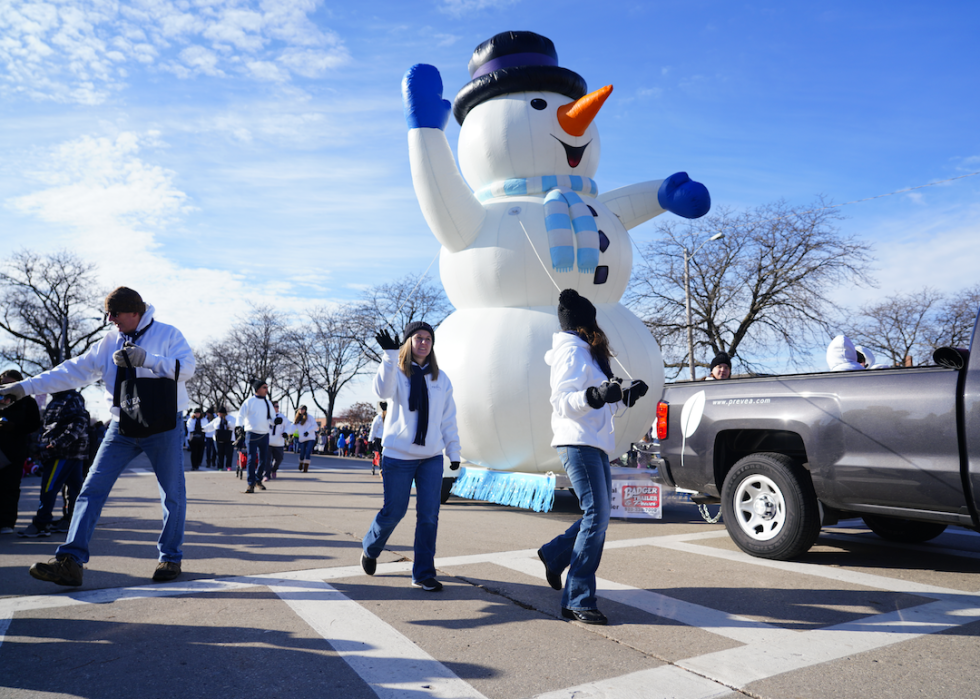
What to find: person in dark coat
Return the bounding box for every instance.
[18,389,89,537]
[0,369,43,534]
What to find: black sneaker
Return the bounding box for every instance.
[17,523,52,538]
[561,607,608,625]
[52,518,72,533]
[411,578,443,592]
[360,553,377,576]
[537,549,563,590]
[29,555,83,586]
[152,561,182,582]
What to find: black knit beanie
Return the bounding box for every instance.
[710,352,731,370]
[403,321,435,345]
[557,289,597,331]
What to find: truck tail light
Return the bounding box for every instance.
[656,401,669,440]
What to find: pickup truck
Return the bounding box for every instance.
[653,324,980,560]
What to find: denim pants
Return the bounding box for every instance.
[297,439,314,461]
[362,454,443,582]
[205,438,216,467]
[58,415,186,565]
[246,432,269,485]
[539,445,612,610]
[34,458,84,528]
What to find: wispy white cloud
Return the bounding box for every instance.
[439,0,521,18]
[2,129,332,347]
[0,0,351,104]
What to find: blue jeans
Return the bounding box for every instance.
[362,454,443,582]
[34,458,84,527]
[539,445,612,610]
[246,432,269,485]
[58,415,186,565]
[297,439,314,461]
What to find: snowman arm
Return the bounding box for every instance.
[599,173,710,229]
[408,128,486,253]
[597,180,668,231]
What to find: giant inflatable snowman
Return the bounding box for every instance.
[403,31,710,501]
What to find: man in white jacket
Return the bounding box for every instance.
[0,287,195,587]
[238,379,275,493]
[267,400,291,480]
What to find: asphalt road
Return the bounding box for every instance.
[2,448,979,699]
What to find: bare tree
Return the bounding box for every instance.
[0,249,108,373]
[628,200,875,378]
[335,401,376,427]
[852,288,944,367]
[931,284,980,349]
[352,274,453,363]
[305,305,374,430]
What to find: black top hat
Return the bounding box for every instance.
[453,31,587,125]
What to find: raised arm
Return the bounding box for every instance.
[598,172,710,230]
[403,64,485,252]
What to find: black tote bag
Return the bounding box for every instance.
[118,357,180,438]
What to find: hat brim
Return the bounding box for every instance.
[453,65,587,125]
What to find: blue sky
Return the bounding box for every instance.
[2,1,978,414]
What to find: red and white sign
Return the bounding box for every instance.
[610,481,662,519]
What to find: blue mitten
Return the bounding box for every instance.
[658,172,711,219]
[402,64,451,131]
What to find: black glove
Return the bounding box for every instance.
[622,380,649,408]
[450,461,460,471]
[375,329,400,351]
[274,417,283,425]
[586,380,623,409]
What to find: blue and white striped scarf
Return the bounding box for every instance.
[475,176,600,274]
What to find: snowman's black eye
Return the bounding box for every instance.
[531,99,547,110]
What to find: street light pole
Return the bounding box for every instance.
[685,233,725,380]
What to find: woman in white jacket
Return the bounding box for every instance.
[293,405,316,473]
[360,321,460,592]
[537,290,649,625]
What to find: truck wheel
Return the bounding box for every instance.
[441,477,455,504]
[861,515,947,543]
[721,452,821,560]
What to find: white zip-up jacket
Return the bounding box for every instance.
[368,413,385,441]
[293,415,317,442]
[544,331,616,455]
[373,349,460,462]
[269,412,293,447]
[20,304,195,420]
[238,394,275,435]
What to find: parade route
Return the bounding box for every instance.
[2,451,980,698]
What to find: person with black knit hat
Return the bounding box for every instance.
[708,351,731,380]
[536,289,650,625]
[237,379,276,493]
[361,321,461,592]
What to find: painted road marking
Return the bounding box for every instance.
[3,530,980,699]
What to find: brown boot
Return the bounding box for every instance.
[303,462,309,473]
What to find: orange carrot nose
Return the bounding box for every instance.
[557,85,613,137]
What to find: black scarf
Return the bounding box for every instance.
[408,363,432,446]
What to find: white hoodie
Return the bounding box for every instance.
[373,349,460,462]
[826,335,866,371]
[269,411,293,447]
[544,332,616,454]
[20,304,196,419]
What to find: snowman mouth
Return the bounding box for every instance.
[552,135,591,168]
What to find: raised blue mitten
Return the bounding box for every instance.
[402,64,451,131]
[658,172,711,219]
